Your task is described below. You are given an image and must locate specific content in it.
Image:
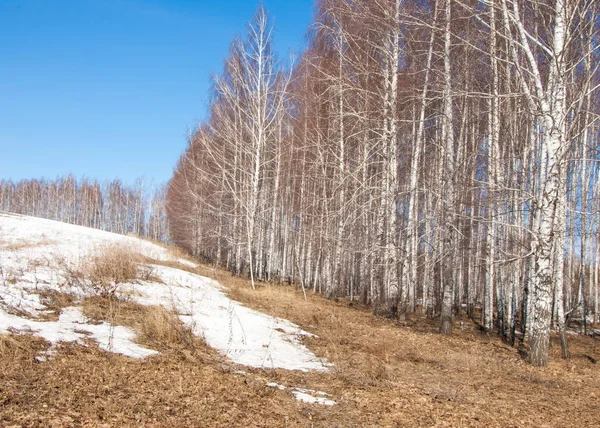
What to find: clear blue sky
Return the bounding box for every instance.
[0,0,313,185]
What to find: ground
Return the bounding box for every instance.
[1,214,599,427]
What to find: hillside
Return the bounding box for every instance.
[1,213,599,426]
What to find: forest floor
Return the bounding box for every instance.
[1,216,599,427]
[3,269,600,427]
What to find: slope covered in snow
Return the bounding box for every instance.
[0,212,329,372]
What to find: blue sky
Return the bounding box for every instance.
[0,0,313,185]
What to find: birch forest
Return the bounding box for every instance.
[167,0,600,366]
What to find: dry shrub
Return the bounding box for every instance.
[84,246,141,296]
[139,305,200,356]
[59,244,158,297]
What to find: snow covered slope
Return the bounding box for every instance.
[0,212,329,371]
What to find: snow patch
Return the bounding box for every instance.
[125,265,329,371]
[266,381,287,390]
[0,306,158,359]
[291,390,336,406]
[266,382,335,406]
[0,212,195,268]
[0,213,330,371]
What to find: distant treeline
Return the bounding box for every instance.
[0,175,169,242]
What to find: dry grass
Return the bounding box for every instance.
[82,246,143,296]
[137,240,202,275]
[0,265,24,286]
[34,290,77,321]
[0,335,48,376]
[88,248,139,284]
[81,296,206,359]
[216,269,600,427]
[147,239,197,265]
[139,306,194,349]
[0,334,321,427]
[59,245,160,297]
[0,237,55,251]
[2,259,599,426]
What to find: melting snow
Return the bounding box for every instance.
[291,390,336,406]
[266,382,336,406]
[0,306,158,358]
[125,265,328,371]
[0,212,330,371]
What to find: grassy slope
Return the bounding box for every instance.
[1,258,599,427]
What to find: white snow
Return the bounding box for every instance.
[291,390,336,406]
[266,382,336,406]
[0,306,158,358]
[266,381,287,390]
[0,211,193,268]
[124,265,328,371]
[0,212,330,371]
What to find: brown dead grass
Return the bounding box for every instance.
[59,245,161,297]
[81,296,207,359]
[216,269,600,427]
[0,237,55,251]
[82,246,143,296]
[2,260,599,427]
[0,335,322,427]
[34,290,76,321]
[148,239,197,264]
[139,244,202,276]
